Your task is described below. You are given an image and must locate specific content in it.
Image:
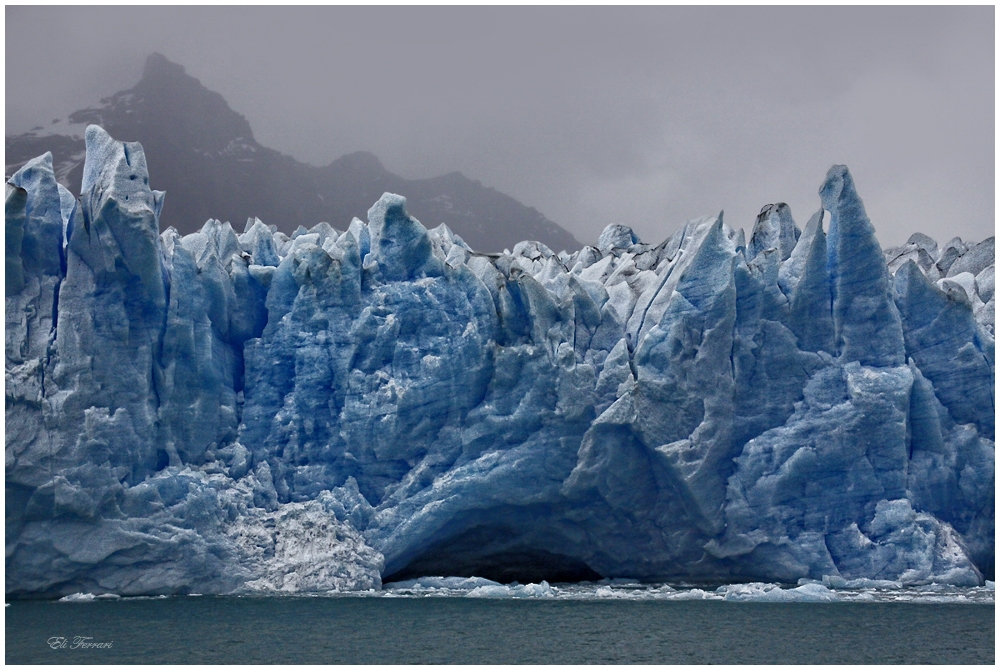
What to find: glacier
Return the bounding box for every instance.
[5,125,994,597]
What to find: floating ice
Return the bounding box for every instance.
[58,593,97,602]
[5,126,994,598]
[718,582,837,602]
[49,580,997,605]
[385,576,502,591]
[467,581,555,599]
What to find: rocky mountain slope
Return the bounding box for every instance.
[5,53,578,253]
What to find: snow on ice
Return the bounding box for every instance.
[6,126,994,597]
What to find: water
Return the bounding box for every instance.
[6,583,995,664]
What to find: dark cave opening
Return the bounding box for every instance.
[383,524,602,585]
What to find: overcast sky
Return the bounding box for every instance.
[6,6,995,248]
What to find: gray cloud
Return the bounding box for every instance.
[6,6,994,247]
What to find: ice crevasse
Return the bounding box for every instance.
[5,125,994,597]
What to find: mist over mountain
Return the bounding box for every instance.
[5,53,579,253]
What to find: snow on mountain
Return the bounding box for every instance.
[5,126,994,597]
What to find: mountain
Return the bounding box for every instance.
[6,126,993,596]
[5,53,579,253]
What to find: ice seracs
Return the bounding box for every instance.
[5,127,994,597]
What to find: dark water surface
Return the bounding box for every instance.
[6,596,994,664]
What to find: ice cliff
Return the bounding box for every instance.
[6,126,995,597]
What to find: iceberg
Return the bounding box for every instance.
[5,126,994,597]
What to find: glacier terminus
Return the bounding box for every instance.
[5,126,994,597]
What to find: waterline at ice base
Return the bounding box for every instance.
[6,125,994,598]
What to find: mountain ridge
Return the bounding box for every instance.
[5,53,579,253]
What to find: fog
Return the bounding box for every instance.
[6,6,994,247]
